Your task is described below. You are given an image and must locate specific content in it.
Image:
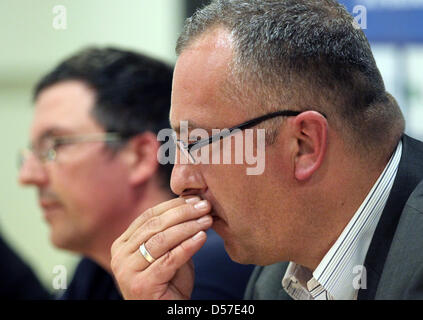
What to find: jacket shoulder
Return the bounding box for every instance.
[244,262,291,300]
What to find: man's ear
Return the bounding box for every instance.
[292,111,328,181]
[124,132,159,187]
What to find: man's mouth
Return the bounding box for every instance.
[38,189,62,208]
[39,199,62,210]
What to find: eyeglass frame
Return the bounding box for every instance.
[173,109,327,164]
[18,132,123,168]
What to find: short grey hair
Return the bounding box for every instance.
[176,0,404,154]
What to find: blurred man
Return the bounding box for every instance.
[110,0,423,300]
[18,47,253,299]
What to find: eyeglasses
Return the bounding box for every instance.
[173,109,306,164]
[18,132,122,168]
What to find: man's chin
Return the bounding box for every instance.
[49,229,81,252]
[46,217,78,251]
[211,222,242,262]
[211,226,256,265]
[49,231,69,250]
[220,239,248,265]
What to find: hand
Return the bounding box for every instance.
[110,197,212,299]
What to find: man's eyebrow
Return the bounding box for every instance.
[33,127,73,145]
[171,120,213,134]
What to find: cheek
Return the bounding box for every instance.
[50,162,129,216]
[205,163,280,228]
[205,164,247,195]
[205,165,260,217]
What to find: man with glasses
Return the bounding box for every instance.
[18,47,253,299]
[110,0,423,300]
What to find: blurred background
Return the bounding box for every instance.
[0,0,422,294]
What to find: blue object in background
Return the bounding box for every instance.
[339,0,423,43]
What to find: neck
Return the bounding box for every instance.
[291,149,391,271]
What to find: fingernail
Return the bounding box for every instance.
[193,231,206,241]
[194,200,208,210]
[185,196,201,204]
[197,215,212,225]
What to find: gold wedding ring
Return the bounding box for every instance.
[139,242,156,263]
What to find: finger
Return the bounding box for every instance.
[127,200,211,253]
[120,198,185,242]
[112,198,188,257]
[169,259,196,299]
[110,197,206,270]
[120,217,204,280]
[123,256,196,300]
[119,197,200,242]
[141,231,208,298]
[140,214,213,265]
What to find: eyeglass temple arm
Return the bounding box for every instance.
[188,110,304,151]
[54,133,122,145]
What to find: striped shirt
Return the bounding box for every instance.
[282,141,403,300]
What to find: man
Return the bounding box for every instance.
[18,47,253,299]
[110,0,423,300]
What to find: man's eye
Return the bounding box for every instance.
[51,139,67,150]
[35,141,54,152]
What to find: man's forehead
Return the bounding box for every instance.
[174,27,234,79]
[31,80,101,139]
[35,80,95,108]
[184,26,234,52]
[170,27,241,131]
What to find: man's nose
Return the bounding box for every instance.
[18,154,49,187]
[170,164,207,196]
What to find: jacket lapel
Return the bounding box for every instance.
[375,185,423,299]
[358,135,423,299]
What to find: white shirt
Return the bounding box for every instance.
[282,141,403,300]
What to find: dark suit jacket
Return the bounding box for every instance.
[0,234,52,299]
[245,134,423,300]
